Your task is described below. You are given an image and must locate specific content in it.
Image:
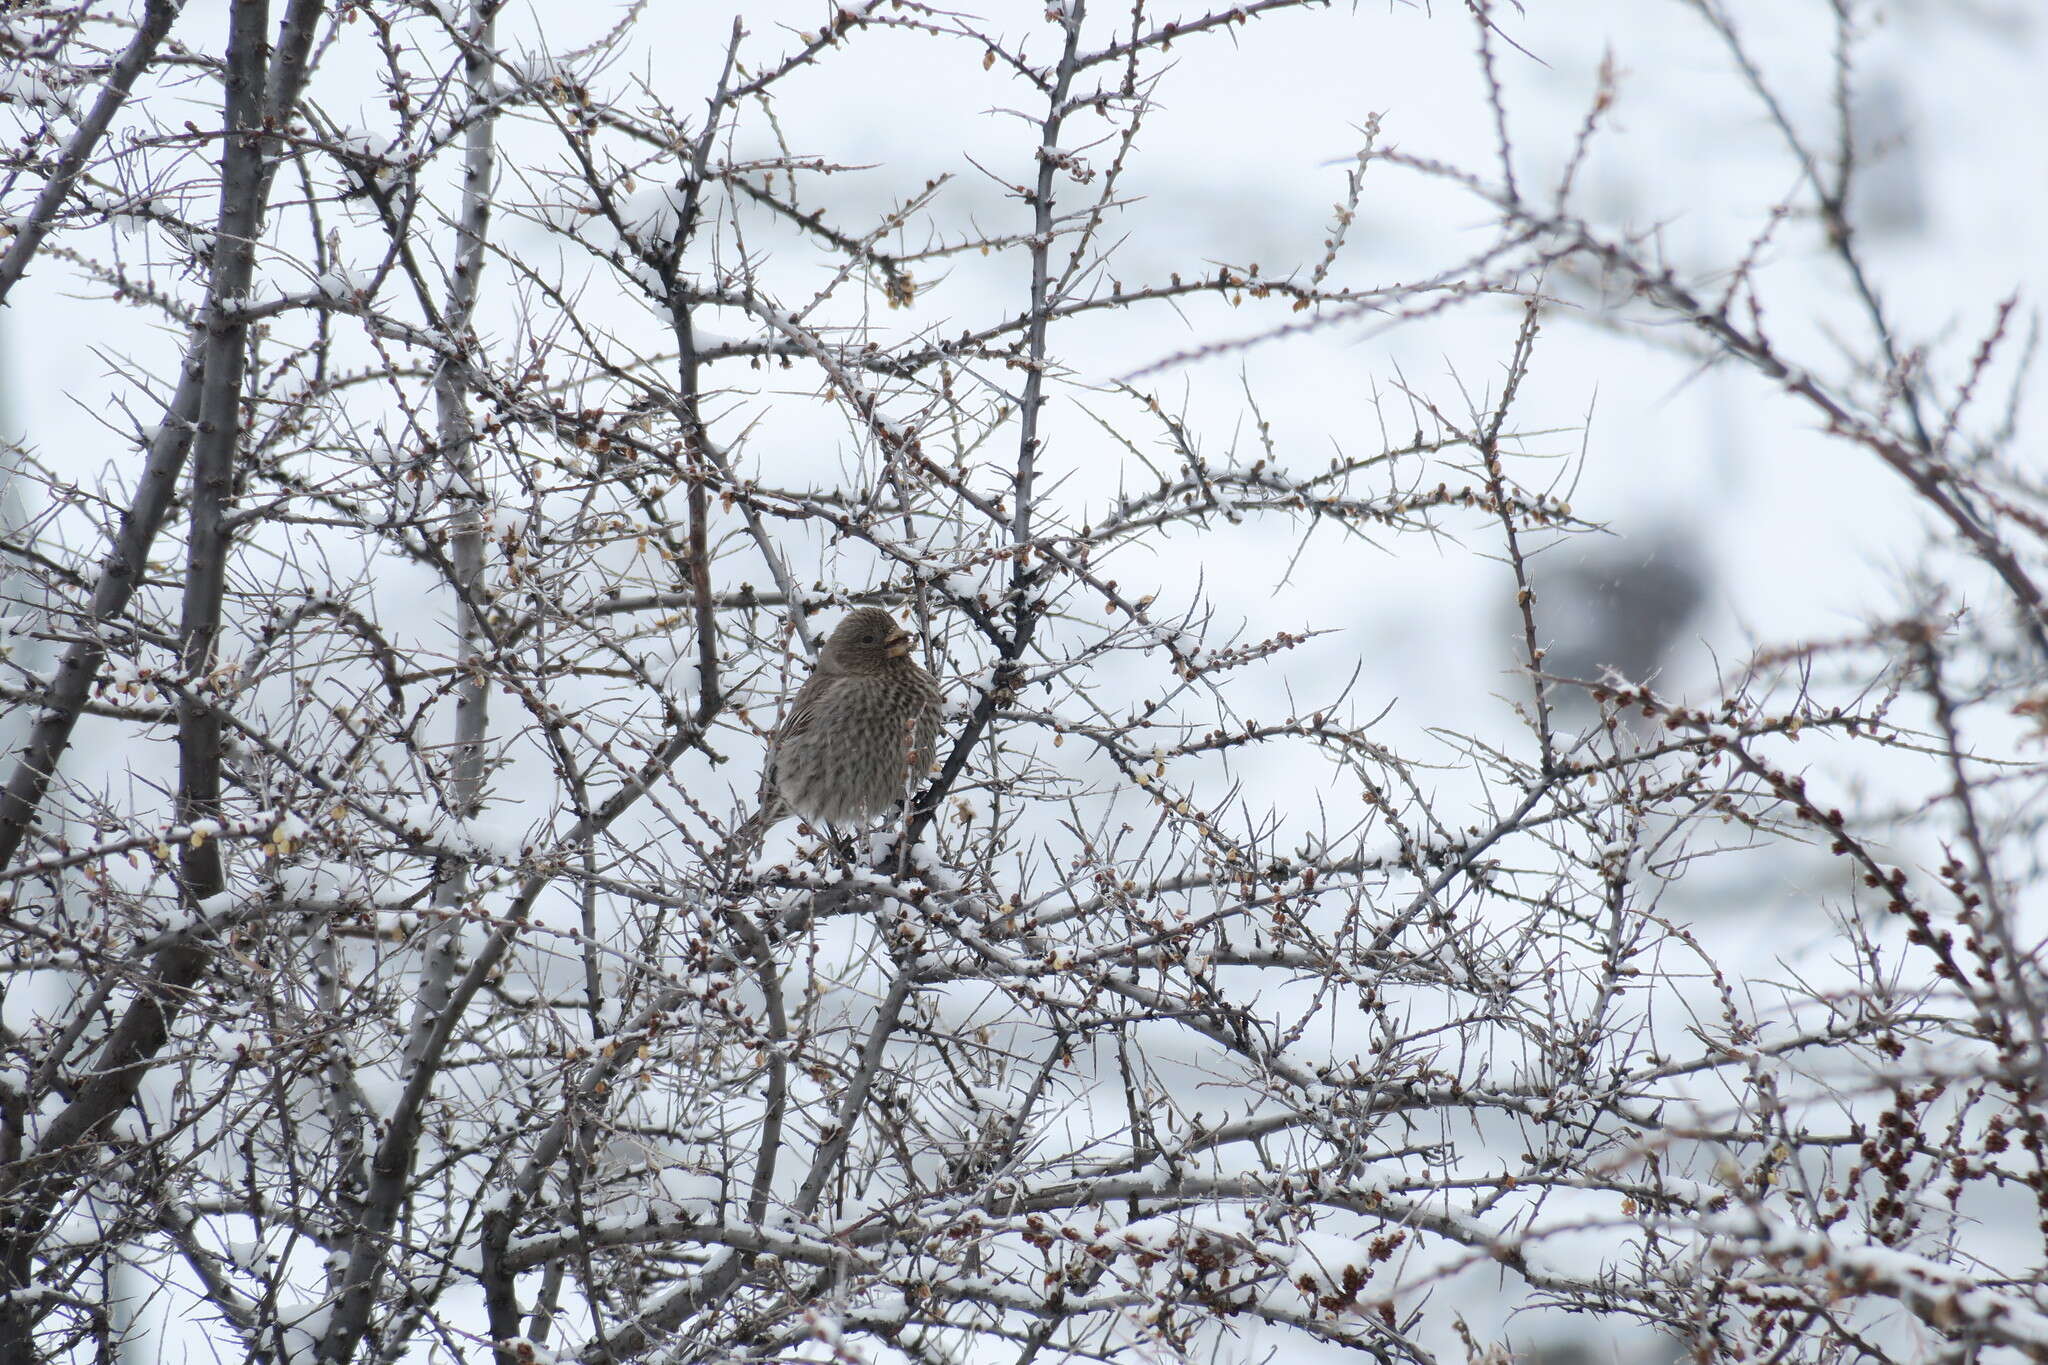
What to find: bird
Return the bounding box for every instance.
[765,607,944,828]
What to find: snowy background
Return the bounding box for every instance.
[3,0,2044,1360]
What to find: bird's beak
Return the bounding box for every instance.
[885,632,912,658]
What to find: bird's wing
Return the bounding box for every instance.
[775,669,835,746]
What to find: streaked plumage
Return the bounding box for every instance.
[768,608,943,826]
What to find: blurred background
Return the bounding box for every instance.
[4,2,2043,1359]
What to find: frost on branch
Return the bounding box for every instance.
[0,3,2043,1364]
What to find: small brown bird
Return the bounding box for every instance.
[768,607,944,826]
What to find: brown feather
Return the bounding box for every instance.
[765,610,944,826]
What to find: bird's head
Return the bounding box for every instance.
[820,607,915,674]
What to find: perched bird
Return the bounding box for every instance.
[767,607,944,827]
